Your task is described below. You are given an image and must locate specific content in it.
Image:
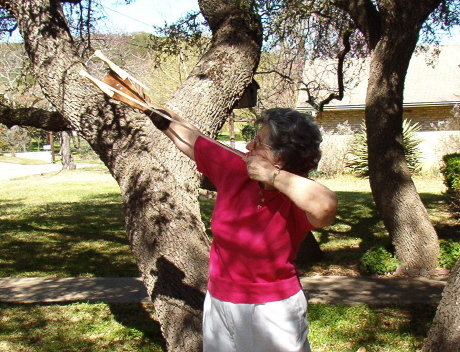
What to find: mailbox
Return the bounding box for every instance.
[235,79,259,109]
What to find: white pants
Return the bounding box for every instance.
[203,290,311,352]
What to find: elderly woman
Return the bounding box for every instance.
[147,107,337,352]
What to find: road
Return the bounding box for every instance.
[0,162,93,181]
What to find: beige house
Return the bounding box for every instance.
[296,45,460,172]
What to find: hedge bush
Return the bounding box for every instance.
[441,153,460,218]
[439,239,460,270]
[241,124,256,142]
[441,153,460,191]
[360,246,401,275]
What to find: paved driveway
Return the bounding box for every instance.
[0,162,93,181]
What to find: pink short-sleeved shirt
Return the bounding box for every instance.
[195,136,314,304]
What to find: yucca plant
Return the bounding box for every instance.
[347,119,423,177]
[346,121,369,176]
[402,119,423,174]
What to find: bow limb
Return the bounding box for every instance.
[79,70,150,111]
[94,50,150,92]
[80,65,246,158]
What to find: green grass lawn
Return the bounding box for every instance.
[303,175,457,276]
[0,302,436,352]
[0,302,165,352]
[0,167,455,351]
[0,165,138,277]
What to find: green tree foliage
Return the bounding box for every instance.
[347,119,423,177]
[0,8,17,38]
[148,11,208,63]
[26,127,48,151]
[241,124,256,142]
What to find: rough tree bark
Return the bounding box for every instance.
[332,0,440,270]
[60,131,75,170]
[0,106,72,132]
[423,258,460,351]
[332,2,460,349]
[0,0,262,351]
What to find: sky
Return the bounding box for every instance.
[96,0,460,44]
[4,0,200,42]
[96,0,200,34]
[3,0,460,44]
[98,1,460,44]
[440,26,460,45]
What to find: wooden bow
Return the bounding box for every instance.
[80,51,244,157]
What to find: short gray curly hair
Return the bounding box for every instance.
[256,108,322,177]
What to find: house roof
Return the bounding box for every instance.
[296,45,460,110]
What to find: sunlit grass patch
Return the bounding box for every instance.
[0,302,165,352]
[0,301,436,352]
[0,171,451,351]
[308,304,436,352]
[1,170,454,278]
[0,167,138,277]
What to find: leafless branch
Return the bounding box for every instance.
[0,106,72,132]
[318,27,352,110]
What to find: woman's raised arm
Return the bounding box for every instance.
[145,106,200,160]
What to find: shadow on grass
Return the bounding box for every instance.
[0,193,139,277]
[309,303,437,351]
[311,191,386,268]
[421,191,460,241]
[109,302,166,350]
[0,302,165,352]
[2,181,456,277]
[200,187,457,274]
[435,222,460,241]
[308,190,458,270]
[315,191,382,243]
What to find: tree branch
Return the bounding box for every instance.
[318,27,352,111]
[0,106,72,132]
[297,26,353,112]
[332,0,381,49]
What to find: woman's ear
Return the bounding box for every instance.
[274,160,286,170]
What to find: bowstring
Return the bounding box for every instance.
[116,76,246,158]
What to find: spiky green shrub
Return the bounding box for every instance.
[346,121,368,176]
[402,119,423,174]
[347,119,423,177]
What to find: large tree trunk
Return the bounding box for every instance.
[422,258,460,351]
[365,1,440,270]
[295,231,324,267]
[333,1,458,350]
[334,0,441,270]
[2,0,262,351]
[60,131,76,170]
